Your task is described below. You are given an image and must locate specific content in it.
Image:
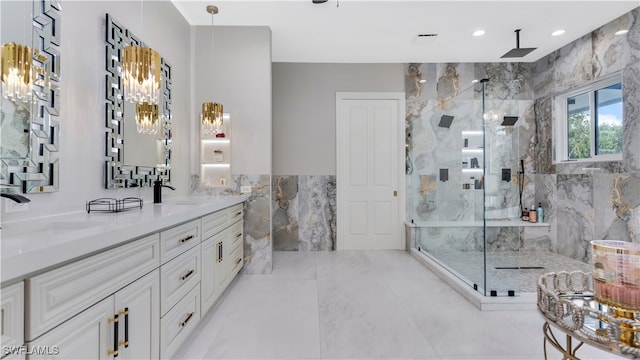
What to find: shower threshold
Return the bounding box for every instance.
[410,248,537,311]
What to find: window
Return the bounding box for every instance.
[556,74,623,162]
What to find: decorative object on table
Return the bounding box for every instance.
[86,197,143,213]
[591,240,640,312]
[538,271,640,357]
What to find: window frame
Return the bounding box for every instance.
[555,73,623,163]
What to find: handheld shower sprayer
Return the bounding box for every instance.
[519,160,525,214]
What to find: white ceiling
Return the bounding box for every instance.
[171,0,640,63]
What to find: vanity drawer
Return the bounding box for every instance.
[160,219,200,263]
[228,203,243,224]
[229,220,243,248]
[1,282,24,357]
[201,210,227,240]
[26,234,160,341]
[229,243,243,278]
[160,245,200,316]
[160,284,200,360]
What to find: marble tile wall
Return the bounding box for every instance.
[191,173,273,274]
[407,7,640,266]
[406,62,536,227]
[530,7,640,263]
[272,175,336,251]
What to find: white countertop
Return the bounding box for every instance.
[0,195,249,284]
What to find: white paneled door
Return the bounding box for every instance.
[336,92,405,250]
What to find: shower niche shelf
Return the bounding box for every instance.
[413,220,550,228]
[461,130,484,190]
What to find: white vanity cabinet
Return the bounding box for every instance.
[1,197,246,360]
[27,270,159,360]
[200,203,244,314]
[1,282,24,360]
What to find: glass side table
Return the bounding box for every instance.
[538,271,640,359]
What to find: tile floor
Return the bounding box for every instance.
[175,250,615,360]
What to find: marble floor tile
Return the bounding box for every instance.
[318,277,439,359]
[177,250,616,360]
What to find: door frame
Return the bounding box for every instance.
[335,92,406,250]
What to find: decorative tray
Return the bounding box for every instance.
[538,271,640,358]
[86,197,143,213]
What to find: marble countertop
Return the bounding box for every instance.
[0,195,249,284]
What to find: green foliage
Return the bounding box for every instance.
[568,112,590,159]
[597,123,622,155]
[567,112,622,158]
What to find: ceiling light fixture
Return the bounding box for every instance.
[615,29,629,36]
[472,30,485,37]
[201,5,224,137]
[551,29,565,36]
[1,42,33,103]
[122,1,161,104]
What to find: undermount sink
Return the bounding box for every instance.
[2,220,102,239]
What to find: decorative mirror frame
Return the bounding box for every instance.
[104,14,172,189]
[0,0,61,194]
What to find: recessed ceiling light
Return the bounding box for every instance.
[471,79,479,84]
[472,30,485,37]
[418,79,427,84]
[615,29,629,36]
[551,29,565,36]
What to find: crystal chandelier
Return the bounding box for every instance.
[201,5,225,137]
[135,102,159,135]
[201,102,223,136]
[122,45,161,104]
[1,42,33,103]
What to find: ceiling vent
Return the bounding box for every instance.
[413,33,438,45]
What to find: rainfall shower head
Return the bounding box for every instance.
[501,29,536,58]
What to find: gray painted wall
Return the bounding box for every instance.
[192,26,272,176]
[272,63,404,175]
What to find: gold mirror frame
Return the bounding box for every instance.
[104,14,171,189]
[0,0,61,194]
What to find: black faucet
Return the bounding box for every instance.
[1,193,31,203]
[153,180,175,204]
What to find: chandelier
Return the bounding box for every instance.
[201,102,223,136]
[1,42,33,103]
[135,101,159,135]
[122,45,161,104]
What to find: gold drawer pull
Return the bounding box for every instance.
[235,258,242,265]
[235,211,242,216]
[178,235,194,244]
[180,269,195,281]
[235,233,242,238]
[179,312,194,327]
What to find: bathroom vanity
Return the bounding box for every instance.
[0,195,247,359]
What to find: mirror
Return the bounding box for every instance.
[105,14,172,189]
[0,0,60,194]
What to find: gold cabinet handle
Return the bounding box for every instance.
[178,235,194,244]
[235,211,242,216]
[119,308,129,348]
[235,233,242,238]
[235,258,242,265]
[179,312,194,327]
[180,269,195,281]
[108,314,119,357]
